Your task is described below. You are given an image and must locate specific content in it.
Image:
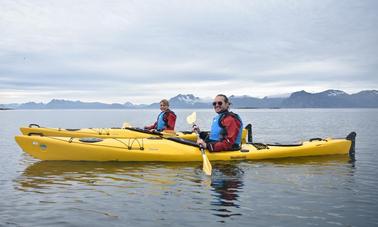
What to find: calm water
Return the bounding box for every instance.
[1,109,378,226]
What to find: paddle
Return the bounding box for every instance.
[186,112,212,176]
[122,121,176,137]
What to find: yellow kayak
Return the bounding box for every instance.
[15,132,356,162]
[20,124,252,143]
[20,123,198,141]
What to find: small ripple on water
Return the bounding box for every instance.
[71,207,119,219]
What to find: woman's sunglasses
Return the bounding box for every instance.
[212,101,223,106]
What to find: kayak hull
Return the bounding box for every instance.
[15,132,356,162]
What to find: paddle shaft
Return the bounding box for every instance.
[186,113,212,176]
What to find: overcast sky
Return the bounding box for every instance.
[1,0,377,104]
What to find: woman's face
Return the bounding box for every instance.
[160,102,169,112]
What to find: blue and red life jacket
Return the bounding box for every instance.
[156,110,176,131]
[209,111,243,145]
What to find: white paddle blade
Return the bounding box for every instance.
[186,112,197,125]
[122,122,132,128]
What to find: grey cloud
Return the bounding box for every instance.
[0,0,377,103]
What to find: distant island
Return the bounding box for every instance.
[1,89,377,109]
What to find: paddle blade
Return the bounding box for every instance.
[202,153,212,176]
[186,112,197,125]
[122,122,132,128]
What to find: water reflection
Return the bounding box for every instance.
[15,154,355,221]
[253,155,354,166]
[208,155,355,221]
[210,163,244,219]
[16,155,354,193]
[15,161,200,192]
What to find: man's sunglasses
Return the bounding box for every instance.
[212,101,223,106]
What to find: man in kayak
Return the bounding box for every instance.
[144,99,177,132]
[196,94,243,152]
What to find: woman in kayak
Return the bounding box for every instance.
[196,94,243,152]
[144,99,177,132]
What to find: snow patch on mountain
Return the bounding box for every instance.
[323,90,348,97]
[171,94,202,104]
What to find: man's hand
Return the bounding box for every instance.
[196,138,207,149]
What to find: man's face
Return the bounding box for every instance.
[212,96,227,114]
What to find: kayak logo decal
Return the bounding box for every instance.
[230,155,246,160]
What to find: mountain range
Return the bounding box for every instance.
[1,90,377,109]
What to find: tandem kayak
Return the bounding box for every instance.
[15,132,356,162]
[20,123,199,141]
[20,124,253,143]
